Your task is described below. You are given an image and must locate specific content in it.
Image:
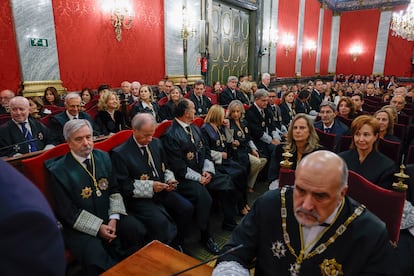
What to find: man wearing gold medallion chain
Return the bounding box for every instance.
[213,150,397,276]
[46,120,147,275]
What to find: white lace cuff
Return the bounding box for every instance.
[212,261,250,276]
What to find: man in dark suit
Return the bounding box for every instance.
[111,113,193,248]
[118,81,134,105]
[178,77,191,96]
[257,73,271,91]
[0,89,14,114]
[49,93,92,144]
[314,101,349,151]
[245,89,281,159]
[0,96,56,157]
[310,79,324,112]
[219,76,249,107]
[0,159,65,275]
[46,119,147,275]
[189,79,212,116]
[162,99,225,254]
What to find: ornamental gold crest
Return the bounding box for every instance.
[81,187,92,199]
[320,258,343,276]
[186,151,195,160]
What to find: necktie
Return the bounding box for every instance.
[260,109,265,118]
[198,96,203,105]
[141,146,158,177]
[83,158,92,172]
[324,128,331,133]
[20,122,37,152]
[73,116,78,120]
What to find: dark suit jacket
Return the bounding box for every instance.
[111,137,168,199]
[257,82,269,91]
[295,98,311,114]
[279,102,296,127]
[119,93,134,105]
[219,87,249,107]
[189,93,212,116]
[49,111,92,144]
[314,118,349,148]
[0,160,65,275]
[0,117,55,157]
[93,110,126,136]
[130,101,161,122]
[245,104,277,158]
[0,106,8,115]
[310,89,323,112]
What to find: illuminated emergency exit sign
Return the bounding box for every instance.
[30,38,48,47]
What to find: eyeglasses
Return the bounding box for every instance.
[269,96,277,98]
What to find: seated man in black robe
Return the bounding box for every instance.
[162,99,235,254]
[213,150,397,276]
[111,113,193,249]
[46,119,147,275]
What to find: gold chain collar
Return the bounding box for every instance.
[280,187,366,275]
[72,152,102,197]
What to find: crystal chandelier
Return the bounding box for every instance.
[391,1,414,41]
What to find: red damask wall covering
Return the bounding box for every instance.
[301,0,321,77]
[0,0,21,91]
[52,0,165,91]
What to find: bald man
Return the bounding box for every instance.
[0,96,55,157]
[0,89,14,114]
[213,151,397,276]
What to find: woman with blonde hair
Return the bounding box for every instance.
[227,100,267,196]
[239,81,253,104]
[201,105,246,227]
[93,90,126,136]
[268,113,323,189]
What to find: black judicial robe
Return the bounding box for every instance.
[111,136,178,244]
[218,187,398,276]
[46,149,146,270]
[339,149,397,189]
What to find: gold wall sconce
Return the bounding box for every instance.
[305,40,316,58]
[281,33,295,56]
[104,0,133,42]
[350,45,362,62]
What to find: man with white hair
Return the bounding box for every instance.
[213,151,397,276]
[0,96,55,157]
[258,73,271,91]
[119,81,133,104]
[49,93,92,144]
[219,76,249,107]
[131,81,141,102]
[46,119,147,275]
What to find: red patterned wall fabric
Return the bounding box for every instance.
[319,8,332,75]
[301,0,320,77]
[336,9,380,75]
[0,0,21,91]
[276,0,300,77]
[52,0,165,91]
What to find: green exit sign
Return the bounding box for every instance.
[30,38,48,47]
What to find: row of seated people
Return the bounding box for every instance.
[2,83,413,274]
[19,97,271,275]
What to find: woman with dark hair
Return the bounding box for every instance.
[80,88,94,107]
[279,90,296,128]
[268,113,323,188]
[43,86,63,107]
[339,115,396,189]
[159,86,182,121]
[337,97,356,119]
[130,85,161,122]
[374,109,401,142]
[93,90,126,136]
